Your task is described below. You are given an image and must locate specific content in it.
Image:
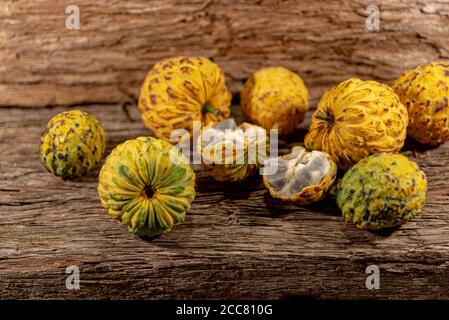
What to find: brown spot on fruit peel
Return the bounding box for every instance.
[180,57,193,65]
[183,80,199,95]
[434,97,448,113]
[181,66,191,74]
[166,87,178,99]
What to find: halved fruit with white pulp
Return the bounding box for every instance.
[198,118,269,182]
[263,146,337,205]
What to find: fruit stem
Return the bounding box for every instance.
[202,102,219,116]
[316,111,334,123]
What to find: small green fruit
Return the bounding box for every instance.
[337,153,427,230]
[39,110,106,179]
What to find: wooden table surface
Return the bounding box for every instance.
[1,103,449,299]
[1,0,449,300]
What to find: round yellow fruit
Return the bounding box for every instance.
[138,57,232,142]
[240,67,309,136]
[304,78,408,171]
[392,62,449,145]
[263,146,337,205]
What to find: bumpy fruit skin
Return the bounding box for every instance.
[39,110,105,179]
[138,56,232,142]
[336,153,427,230]
[198,119,269,182]
[240,67,309,136]
[263,146,337,205]
[98,137,195,237]
[392,62,449,145]
[305,78,408,171]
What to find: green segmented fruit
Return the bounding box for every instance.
[98,136,196,237]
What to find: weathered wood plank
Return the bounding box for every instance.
[2,0,449,299]
[1,0,449,107]
[1,104,449,299]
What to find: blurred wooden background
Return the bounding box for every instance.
[1,0,449,300]
[1,0,449,107]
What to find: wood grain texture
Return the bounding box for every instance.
[1,104,449,299]
[2,0,449,300]
[1,0,449,107]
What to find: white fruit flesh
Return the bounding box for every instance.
[265,147,330,196]
[200,119,267,163]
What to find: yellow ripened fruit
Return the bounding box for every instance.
[392,62,449,145]
[240,67,309,136]
[138,56,232,142]
[98,137,196,237]
[304,78,408,171]
[39,110,106,179]
[263,146,337,205]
